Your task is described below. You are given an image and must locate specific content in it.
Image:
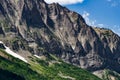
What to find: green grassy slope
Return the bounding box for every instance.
[29,54,102,80]
[0,49,102,80]
[0,49,47,80]
[0,69,25,80]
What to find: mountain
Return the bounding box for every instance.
[0,45,101,80]
[0,0,120,79]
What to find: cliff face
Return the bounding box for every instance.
[0,0,120,77]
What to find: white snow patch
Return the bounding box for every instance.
[71,45,76,50]
[34,55,41,59]
[0,41,28,63]
[0,41,3,44]
[45,0,84,5]
[5,47,28,63]
[34,55,46,60]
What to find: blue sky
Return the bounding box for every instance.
[45,0,120,35]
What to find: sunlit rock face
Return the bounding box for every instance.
[0,0,120,76]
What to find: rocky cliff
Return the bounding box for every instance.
[0,0,120,79]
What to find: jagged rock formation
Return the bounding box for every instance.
[0,0,120,79]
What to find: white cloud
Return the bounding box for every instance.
[111,2,118,7]
[82,11,96,27]
[97,24,104,28]
[112,25,120,36]
[82,11,120,36]
[45,0,84,5]
[107,0,120,7]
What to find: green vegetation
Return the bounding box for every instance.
[0,69,25,80]
[102,30,111,36]
[29,54,102,80]
[0,49,102,80]
[0,49,47,80]
[102,69,120,80]
[94,27,112,37]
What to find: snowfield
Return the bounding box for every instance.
[0,41,28,63]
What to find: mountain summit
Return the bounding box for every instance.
[0,0,120,79]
